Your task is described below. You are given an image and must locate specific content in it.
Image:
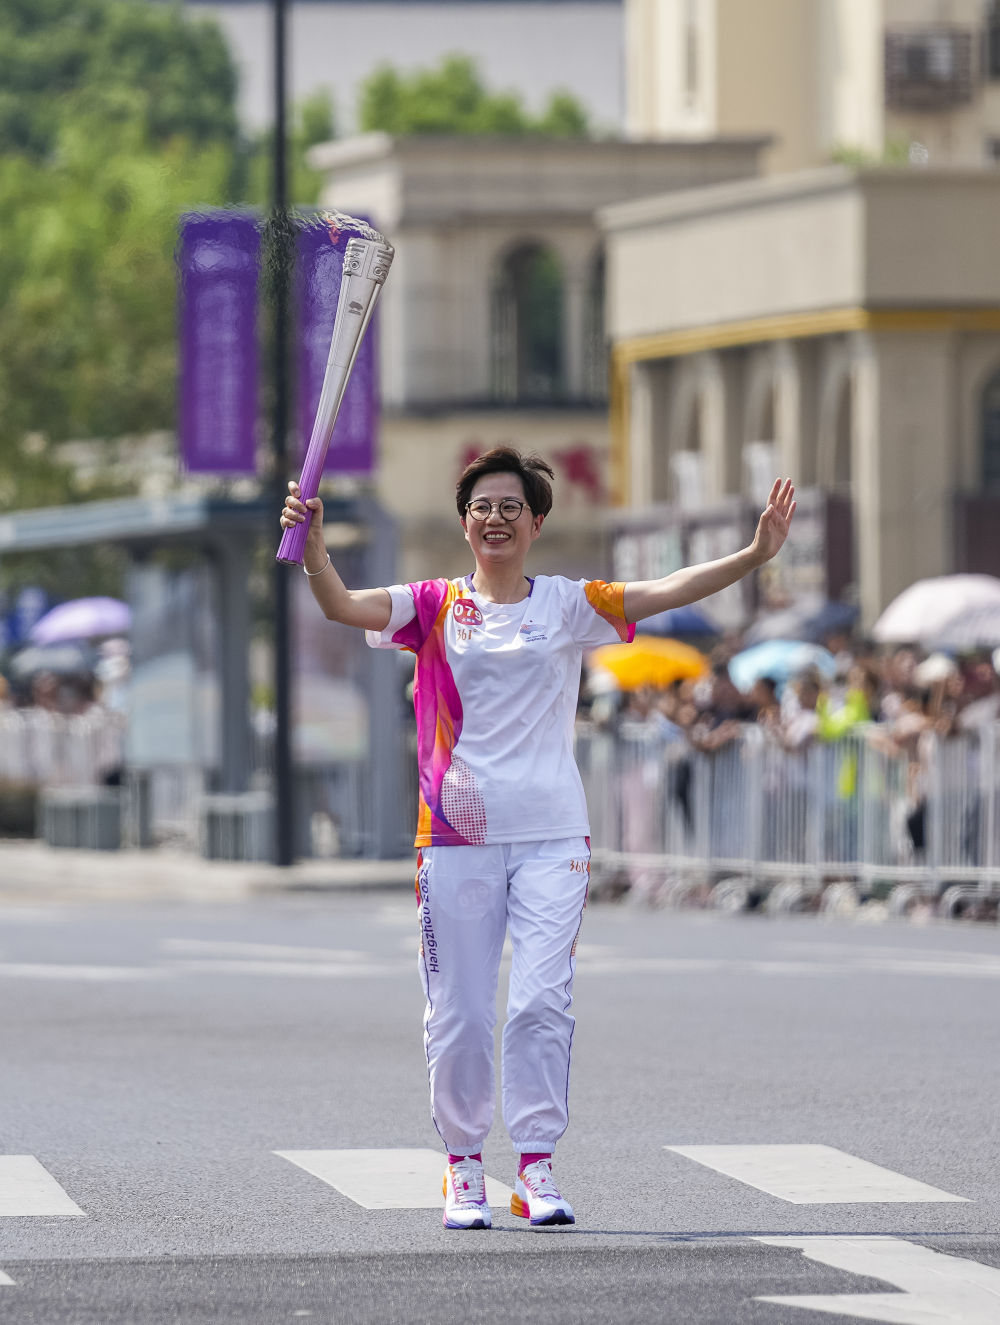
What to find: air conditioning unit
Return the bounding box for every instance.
[885,28,975,110]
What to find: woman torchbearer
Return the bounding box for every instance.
[281,447,794,1230]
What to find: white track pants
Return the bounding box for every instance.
[415,838,590,1156]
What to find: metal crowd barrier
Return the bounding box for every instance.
[576,720,1000,918]
[0,707,417,857]
[0,707,125,787]
[0,708,128,849]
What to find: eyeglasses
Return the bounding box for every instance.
[465,498,526,522]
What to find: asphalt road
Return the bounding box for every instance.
[1,891,999,1323]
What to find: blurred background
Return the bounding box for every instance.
[2,0,1000,920]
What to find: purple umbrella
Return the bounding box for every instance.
[29,597,131,645]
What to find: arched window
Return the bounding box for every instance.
[817,350,853,494]
[743,365,777,503]
[583,249,607,402]
[988,1,1000,79]
[756,383,776,444]
[491,243,564,404]
[831,374,852,492]
[670,384,705,507]
[982,367,1000,489]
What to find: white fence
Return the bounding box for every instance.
[6,706,999,906]
[576,721,1000,916]
[0,708,126,788]
[0,707,418,857]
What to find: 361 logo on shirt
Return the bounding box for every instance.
[453,599,483,628]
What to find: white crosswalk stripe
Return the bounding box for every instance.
[756,1236,1000,1324]
[665,1145,969,1204]
[7,1142,1000,1325]
[0,1156,86,1217]
[275,1148,515,1210]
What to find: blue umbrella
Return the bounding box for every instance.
[728,639,836,693]
[640,604,720,638]
[803,600,858,642]
[745,600,858,645]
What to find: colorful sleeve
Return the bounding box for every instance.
[364,579,451,653]
[571,579,636,647]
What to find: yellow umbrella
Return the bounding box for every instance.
[589,635,708,692]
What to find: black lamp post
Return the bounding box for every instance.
[271,0,294,866]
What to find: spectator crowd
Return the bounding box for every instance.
[584,635,1000,757]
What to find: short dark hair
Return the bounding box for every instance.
[456,446,554,520]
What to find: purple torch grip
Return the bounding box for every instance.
[275,456,323,565]
[277,233,393,565]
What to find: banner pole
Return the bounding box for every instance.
[271,0,294,867]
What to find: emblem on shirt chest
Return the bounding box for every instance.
[519,622,548,643]
[452,598,484,639]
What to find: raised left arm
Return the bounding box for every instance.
[623,479,796,624]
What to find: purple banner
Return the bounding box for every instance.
[178,212,260,474]
[297,218,377,476]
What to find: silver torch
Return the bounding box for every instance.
[276,215,394,565]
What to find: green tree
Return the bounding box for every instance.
[244,89,337,208]
[358,54,590,138]
[0,0,243,514]
[536,91,591,139]
[0,118,234,506]
[0,0,238,159]
[829,138,911,168]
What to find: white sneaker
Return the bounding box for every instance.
[510,1159,575,1226]
[442,1157,491,1230]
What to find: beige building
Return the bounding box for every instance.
[309,131,767,581]
[600,166,1000,626]
[626,0,1000,174]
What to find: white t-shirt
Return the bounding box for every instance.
[366,573,634,847]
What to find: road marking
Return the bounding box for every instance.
[528,950,1000,980]
[162,938,409,978]
[756,1236,1000,1324]
[0,964,162,982]
[275,1148,515,1210]
[0,906,67,924]
[784,943,1000,972]
[665,1146,968,1204]
[0,1270,15,1285]
[162,939,384,963]
[0,1156,86,1217]
[171,959,408,978]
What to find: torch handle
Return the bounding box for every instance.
[275,353,353,565]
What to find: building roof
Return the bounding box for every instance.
[600,166,1000,346]
[309,131,771,230]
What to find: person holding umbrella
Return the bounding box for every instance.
[280,448,794,1230]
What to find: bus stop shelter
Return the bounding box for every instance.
[0,492,408,858]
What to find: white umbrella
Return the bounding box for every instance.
[873,575,1000,646]
[925,604,1000,652]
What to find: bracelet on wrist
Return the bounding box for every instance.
[303,553,331,577]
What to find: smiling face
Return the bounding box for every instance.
[461,471,543,572]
